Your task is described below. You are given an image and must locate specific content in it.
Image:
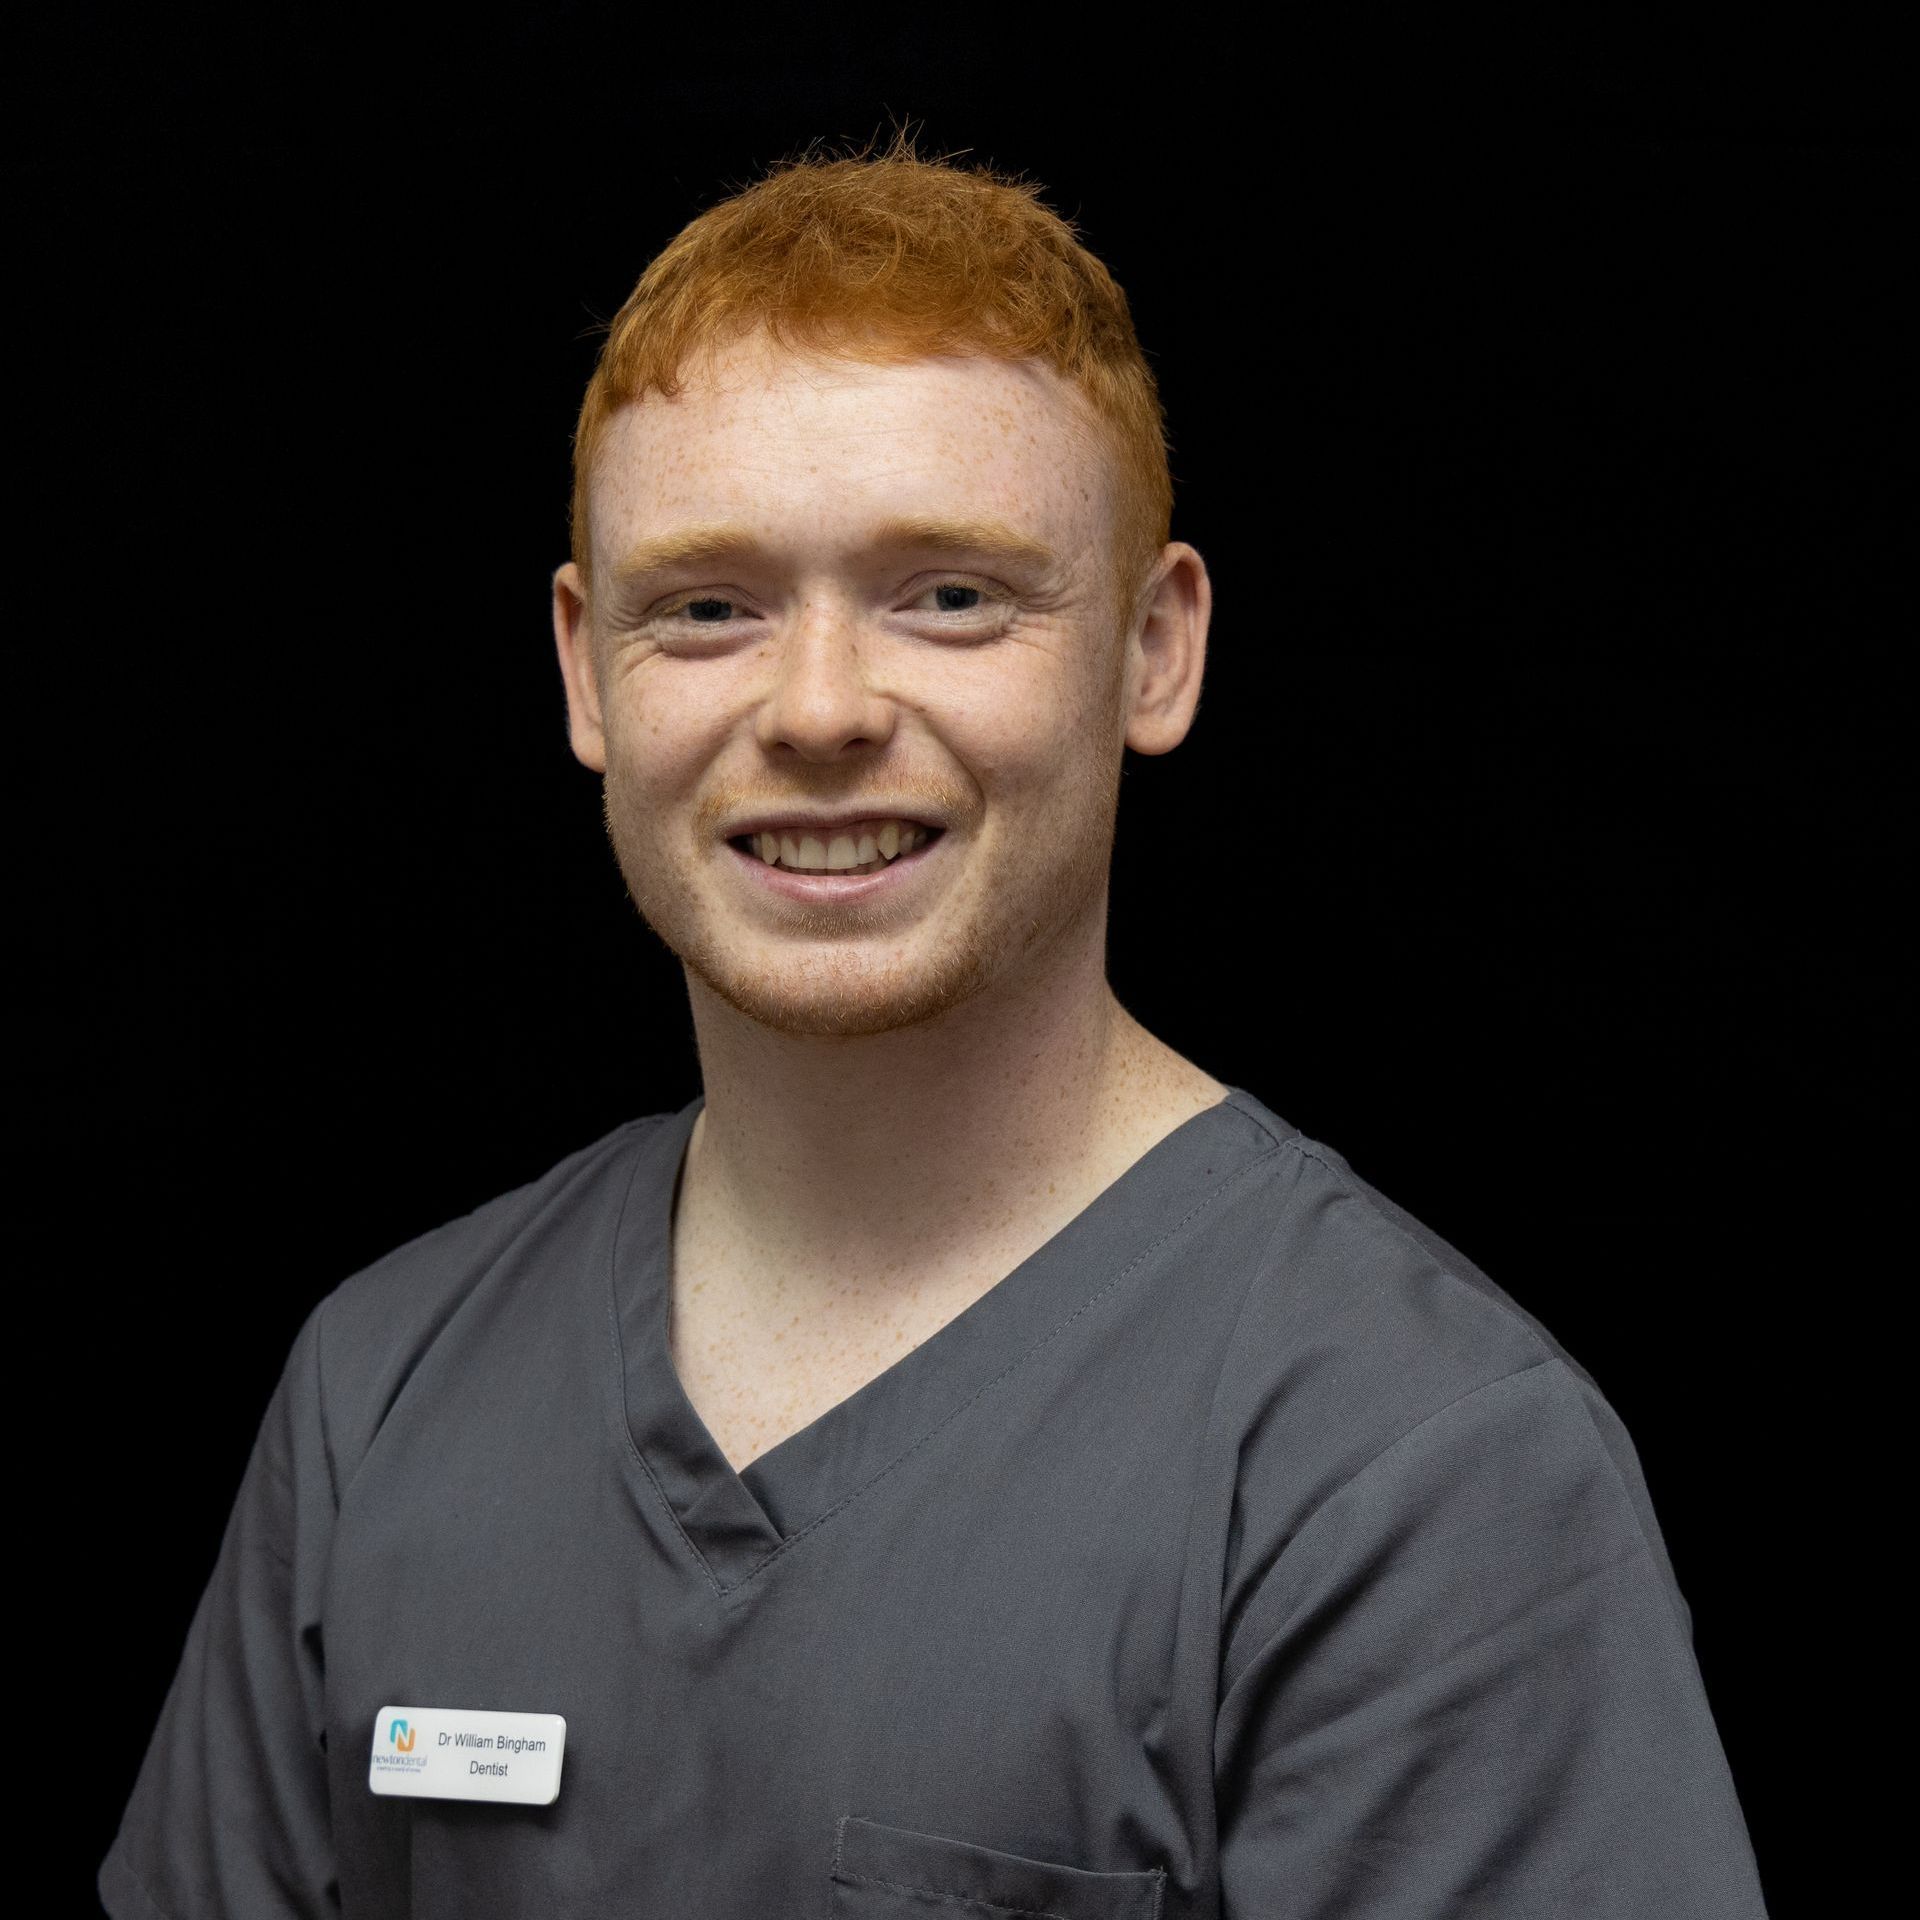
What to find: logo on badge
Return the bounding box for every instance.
[388,1719,417,1752]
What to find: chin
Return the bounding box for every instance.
[686,937,1003,1038]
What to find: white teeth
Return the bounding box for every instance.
[744,818,934,872]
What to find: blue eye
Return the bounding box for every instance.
[931,584,982,612]
[679,597,739,623]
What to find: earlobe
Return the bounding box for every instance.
[550,562,608,773]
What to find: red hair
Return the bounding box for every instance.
[567,129,1174,619]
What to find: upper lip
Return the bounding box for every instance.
[726,809,946,840]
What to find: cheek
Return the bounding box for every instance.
[601,674,734,786]
[935,707,1060,797]
[933,646,1112,774]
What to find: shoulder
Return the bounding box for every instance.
[297,1110,674,1493]
[1220,1089,1575,1402]
[1216,1090,1685,1633]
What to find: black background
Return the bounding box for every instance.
[15,9,1905,1913]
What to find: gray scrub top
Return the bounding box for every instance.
[100,1087,1770,1917]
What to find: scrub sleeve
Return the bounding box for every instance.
[1213,1356,1769,1916]
[99,1305,338,1919]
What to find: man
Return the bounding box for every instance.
[101,136,1770,1917]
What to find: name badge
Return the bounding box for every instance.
[367,1704,567,1805]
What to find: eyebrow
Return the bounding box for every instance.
[605,515,1060,593]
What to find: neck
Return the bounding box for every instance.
[677,917,1222,1295]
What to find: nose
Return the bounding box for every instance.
[753,598,898,761]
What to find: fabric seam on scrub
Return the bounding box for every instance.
[600,1114,730,1595]
[1563,1368,1706,1650]
[98,1845,176,1920]
[1220,1091,1298,1155]
[313,1289,342,1515]
[1217,1354,1565,1680]
[722,1145,1285,1595]
[827,1814,1169,1920]
[832,1870,1066,1918]
[1187,1164,1323,1848]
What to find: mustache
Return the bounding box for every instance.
[691,782,972,836]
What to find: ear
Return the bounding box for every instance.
[551,561,607,772]
[1122,542,1212,756]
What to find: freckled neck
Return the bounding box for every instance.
[675,980,1224,1304]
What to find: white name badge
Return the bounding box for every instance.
[367,1704,567,1805]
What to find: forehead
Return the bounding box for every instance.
[587,332,1114,571]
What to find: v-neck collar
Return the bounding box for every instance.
[606,1086,1290,1596]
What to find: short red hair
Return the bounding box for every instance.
[567,129,1174,621]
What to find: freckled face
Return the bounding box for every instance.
[567,332,1132,1038]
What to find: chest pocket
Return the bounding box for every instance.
[828,1814,1166,1919]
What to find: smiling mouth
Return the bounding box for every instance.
[729,824,944,878]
